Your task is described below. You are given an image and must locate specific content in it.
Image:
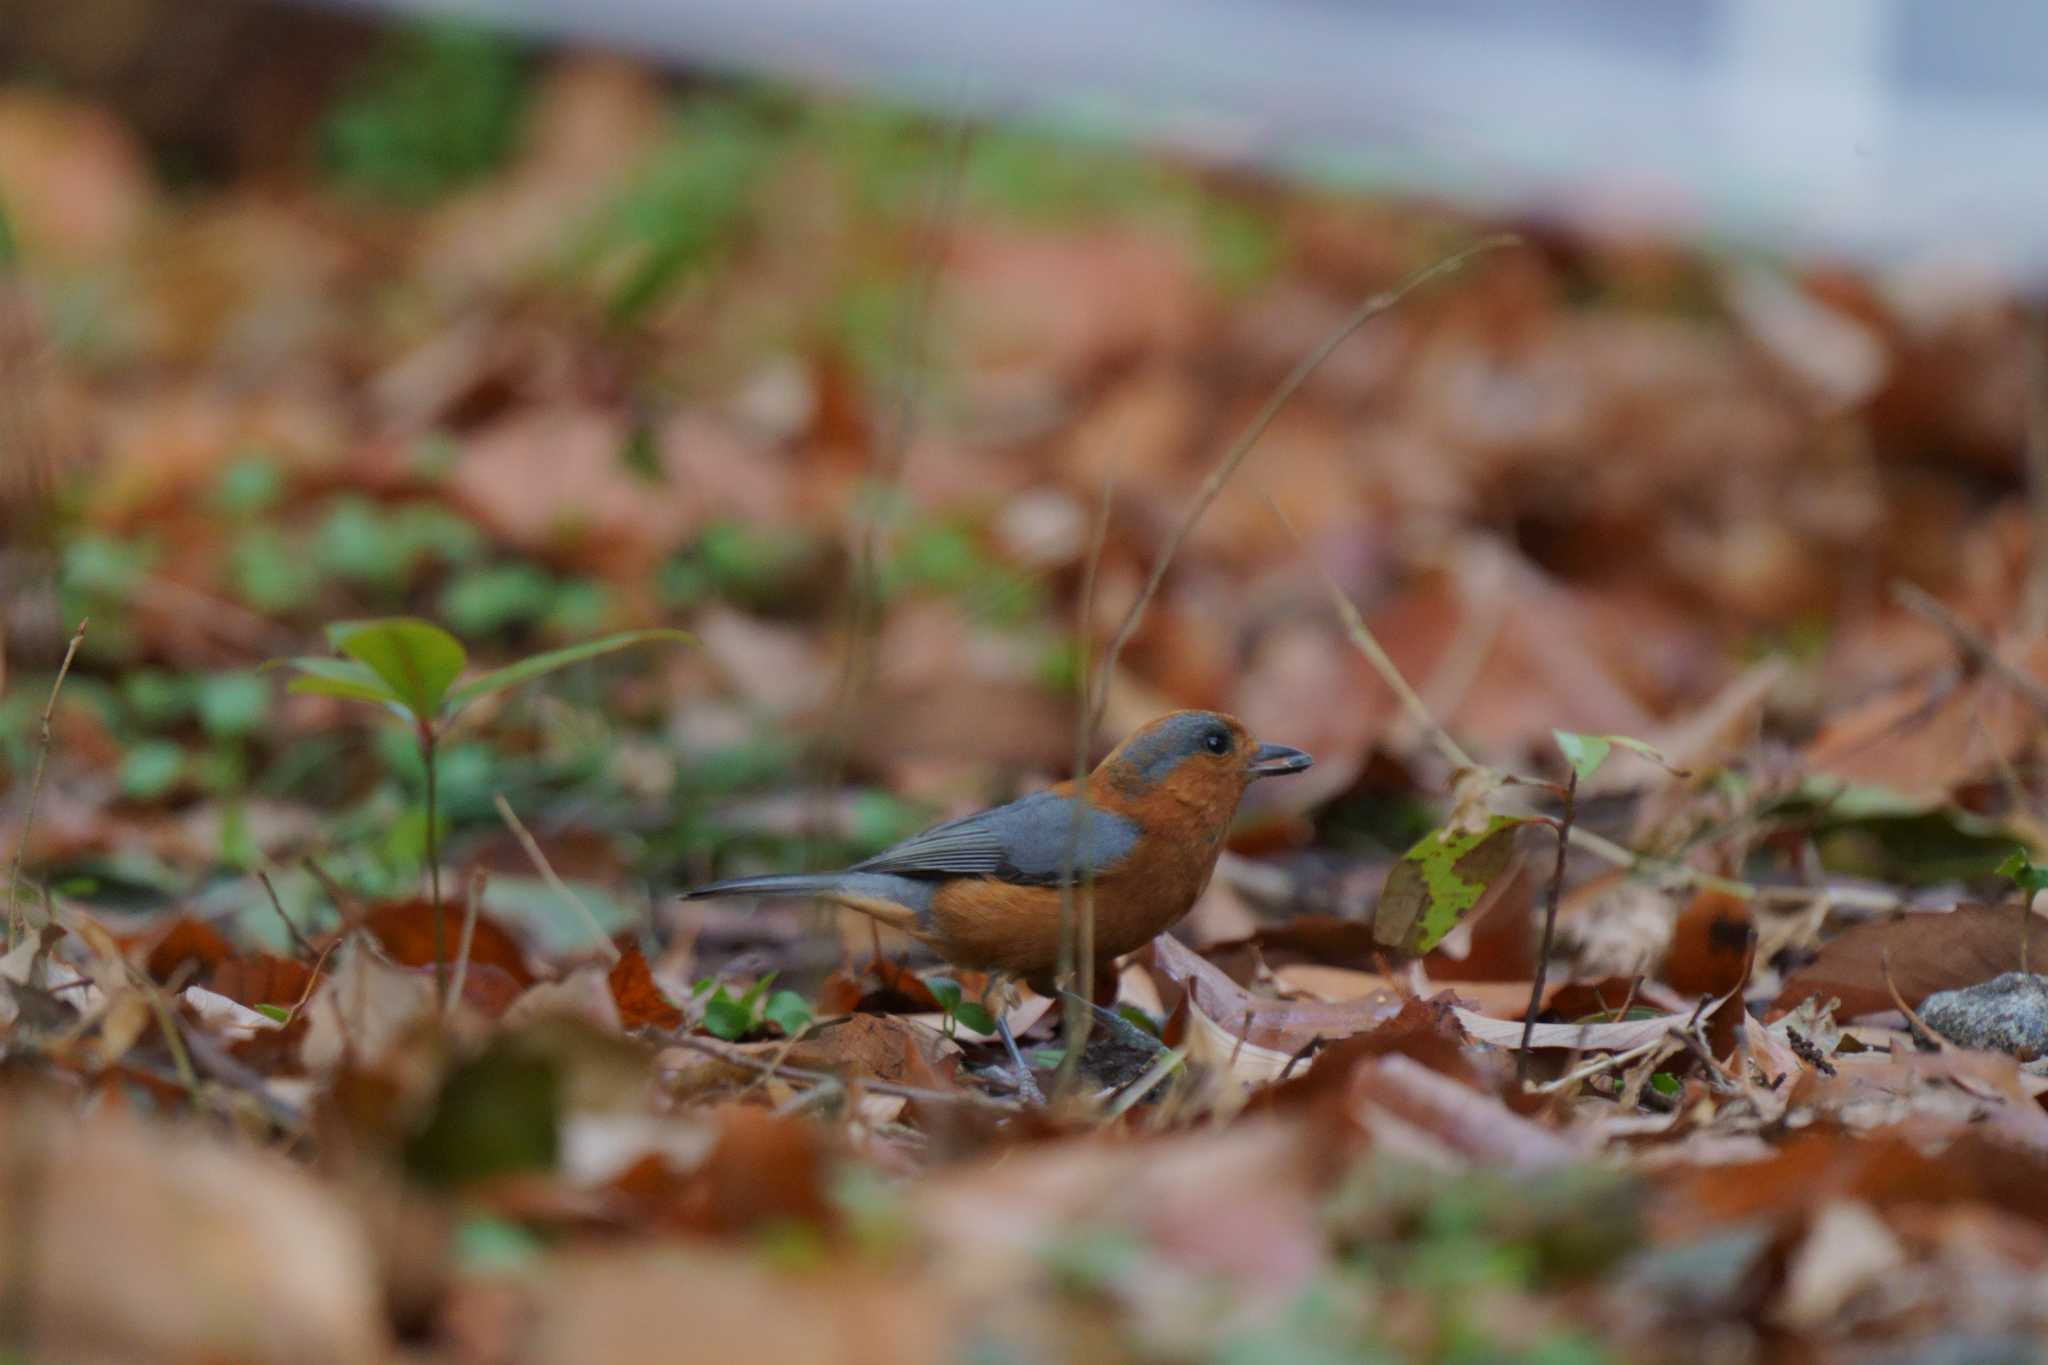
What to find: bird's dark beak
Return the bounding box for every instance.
[1248,742,1312,778]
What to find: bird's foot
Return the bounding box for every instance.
[994,1013,1048,1106]
[1059,991,1169,1056]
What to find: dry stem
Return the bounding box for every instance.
[5,618,84,947]
[494,792,619,961]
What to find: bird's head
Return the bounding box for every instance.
[1098,710,1312,800]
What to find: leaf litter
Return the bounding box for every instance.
[8,19,2048,1363]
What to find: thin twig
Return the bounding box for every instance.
[1881,947,1956,1052]
[445,868,487,1021]
[1056,464,1116,1099]
[666,1032,1020,1111]
[1894,580,2048,720]
[1268,498,1472,770]
[128,963,201,1105]
[811,107,974,882]
[254,870,317,960]
[1104,1047,1186,1121]
[281,936,339,1029]
[301,857,361,923]
[1091,236,1516,727]
[422,727,445,1010]
[6,618,84,947]
[1520,771,1578,1076]
[493,792,619,961]
[1528,1033,1673,1095]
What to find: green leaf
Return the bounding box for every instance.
[1999,849,2048,894]
[253,1002,292,1024]
[737,971,776,1010]
[1373,815,1531,955]
[1648,1072,1681,1098]
[1552,731,1612,783]
[271,657,404,708]
[118,740,185,800]
[441,628,692,716]
[702,992,754,1040]
[923,975,963,1011]
[1554,729,1688,783]
[195,671,270,739]
[953,1002,997,1035]
[762,990,812,1037]
[328,617,467,719]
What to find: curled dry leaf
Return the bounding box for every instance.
[1147,932,1401,1054]
[181,983,283,1040]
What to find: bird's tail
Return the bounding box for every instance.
[683,871,925,934]
[684,872,848,901]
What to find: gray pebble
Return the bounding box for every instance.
[1917,972,2048,1059]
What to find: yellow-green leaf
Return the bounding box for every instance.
[1373,815,1529,955]
[1552,730,1611,783]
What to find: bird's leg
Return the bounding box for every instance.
[1058,990,1167,1057]
[984,975,1046,1106]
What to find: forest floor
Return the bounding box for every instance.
[5,16,2048,1364]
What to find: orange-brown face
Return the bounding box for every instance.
[1100,710,1312,796]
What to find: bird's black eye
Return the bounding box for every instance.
[1203,728,1231,755]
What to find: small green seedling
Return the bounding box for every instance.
[266,617,689,1006]
[1998,848,2048,896]
[695,973,813,1041]
[923,975,997,1039]
[1550,729,1685,785]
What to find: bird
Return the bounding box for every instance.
[684,709,1312,1094]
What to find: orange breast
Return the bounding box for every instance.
[922,763,1245,984]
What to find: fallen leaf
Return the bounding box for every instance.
[1349,1053,1585,1168]
[357,898,535,988]
[0,1101,380,1363]
[1374,816,1531,954]
[1770,903,2047,1020]
[300,940,439,1074]
[607,945,683,1031]
[1147,933,1401,1054]
[1453,1007,1699,1052]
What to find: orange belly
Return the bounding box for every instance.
[925,856,1216,984]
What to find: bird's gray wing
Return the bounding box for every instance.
[851,790,1141,885]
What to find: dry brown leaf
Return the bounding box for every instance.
[785,1012,960,1087]
[1349,1053,1585,1168]
[1453,1007,1698,1052]
[607,945,684,1031]
[504,965,622,1034]
[1770,903,2046,1020]
[0,1102,380,1363]
[300,940,439,1074]
[520,1244,944,1365]
[1147,932,1402,1053]
[356,898,536,988]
